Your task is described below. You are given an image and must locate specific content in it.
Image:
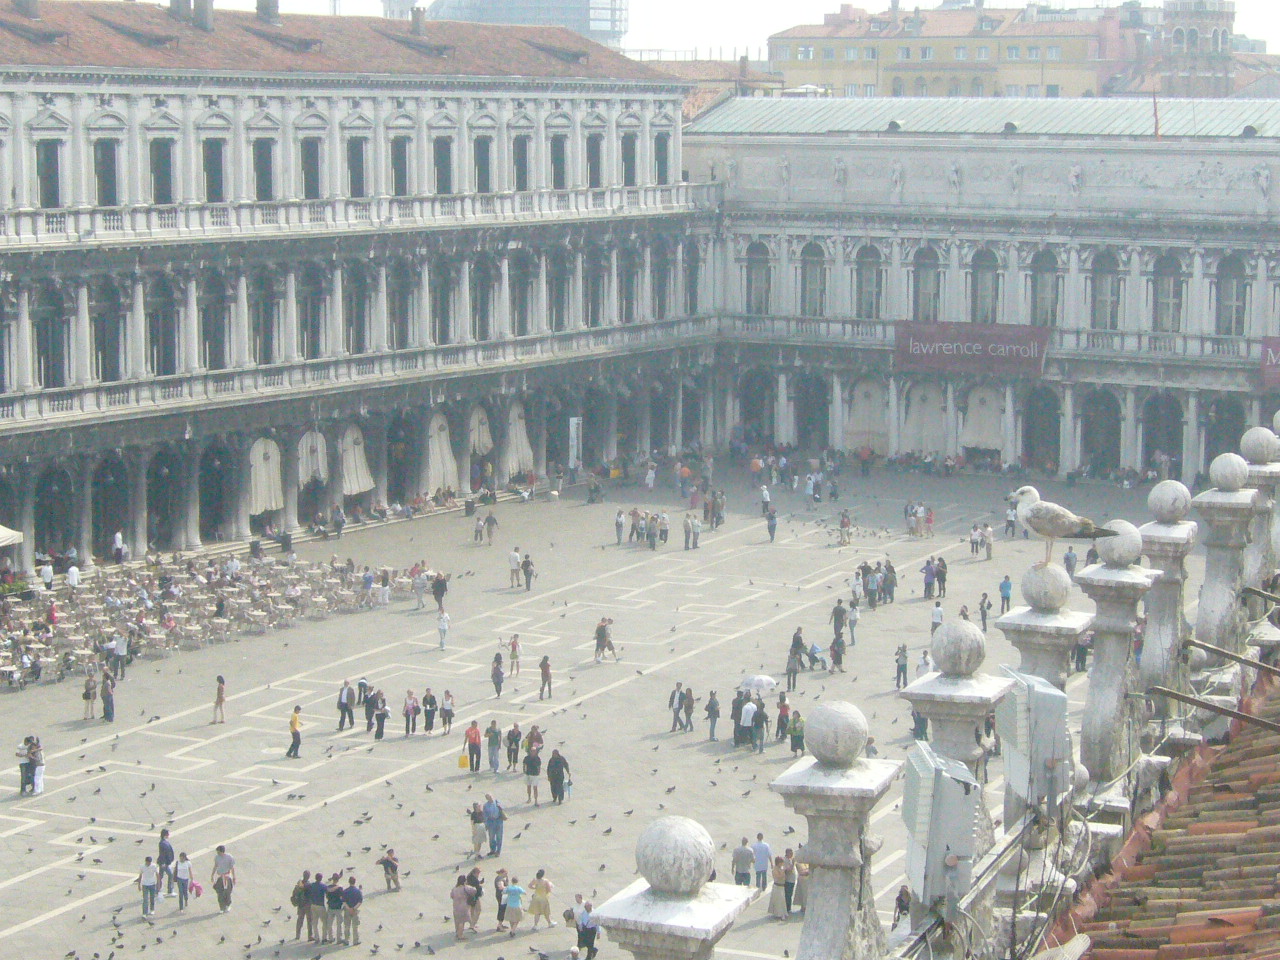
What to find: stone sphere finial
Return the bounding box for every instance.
[635,816,715,897]
[1021,563,1071,613]
[806,701,869,767]
[1097,519,1143,567]
[1148,480,1191,523]
[1241,427,1280,466]
[1209,452,1249,492]
[932,618,986,677]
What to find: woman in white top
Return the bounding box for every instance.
[174,852,193,912]
[28,738,44,795]
[138,856,160,917]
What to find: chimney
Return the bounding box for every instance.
[889,0,899,21]
[169,0,191,20]
[739,53,749,78]
[193,0,213,30]
[257,0,279,23]
[13,0,39,19]
[411,5,427,35]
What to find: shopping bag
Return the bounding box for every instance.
[458,753,469,769]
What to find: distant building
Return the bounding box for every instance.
[645,58,783,120]
[768,0,1264,99]
[392,0,628,50]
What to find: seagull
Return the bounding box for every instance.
[1007,485,1117,564]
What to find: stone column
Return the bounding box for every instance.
[496,255,511,339]
[828,375,844,451]
[14,284,33,390]
[1060,384,1076,474]
[995,564,1093,692]
[180,443,202,550]
[232,271,251,367]
[944,381,957,457]
[1121,388,1139,471]
[182,276,201,373]
[531,400,547,477]
[74,282,92,385]
[637,387,652,456]
[76,455,96,568]
[281,429,301,533]
[1139,481,1197,714]
[1191,453,1260,666]
[417,258,435,347]
[887,377,900,456]
[671,380,684,454]
[281,268,299,363]
[128,275,148,378]
[229,437,252,542]
[1002,383,1017,466]
[329,265,345,357]
[770,702,900,960]
[1241,428,1280,620]
[16,464,36,576]
[364,416,389,503]
[1074,521,1159,790]
[125,447,153,558]
[326,424,345,512]
[774,372,792,446]
[1181,390,1200,485]
[456,260,473,343]
[595,817,752,960]
[454,409,473,494]
[371,263,389,353]
[603,392,619,463]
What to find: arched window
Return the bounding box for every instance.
[971,78,985,97]
[1152,254,1184,333]
[799,242,826,317]
[892,78,905,97]
[970,249,1000,324]
[744,242,771,316]
[855,246,882,320]
[914,78,928,97]
[1172,27,1185,54]
[1090,251,1121,330]
[913,247,941,322]
[1214,254,1248,337]
[1030,250,1059,327]
[948,79,962,97]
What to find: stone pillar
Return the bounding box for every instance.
[1074,521,1159,789]
[603,392,619,463]
[496,256,511,339]
[671,380,684,454]
[637,387,652,456]
[535,254,549,334]
[995,564,1093,692]
[571,250,585,329]
[180,443,202,550]
[74,282,92,385]
[365,417,389,503]
[232,271,251,367]
[888,377,900,456]
[770,702,900,960]
[128,275,148,378]
[532,400,547,477]
[1139,480,1197,717]
[326,425,345,512]
[371,263,389,353]
[595,817,752,960]
[17,464,36,575]
[418,259,434,346]
[454,409,473,494]
[1060,384,1076,475]
[944,381,957,457]
[1002,383,1017,466]
[183,276,201,373]
[1191,453,1260,665]
[1181,390,1200,485]
[281,268,299,363]
[774,372,793,446]
[1241,428,1280,620]
[456,260,472,343]
[230,438,252,542]
[281,429,301,533]
[1121,388,1139,471]
[76,455,96,567]
[828,374,844,451]
[329,265,345,357]
[125,447,153,558]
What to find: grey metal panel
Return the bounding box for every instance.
[685,95,1280,139]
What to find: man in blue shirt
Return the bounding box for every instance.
[307,869,328,943]
[341,876,363,946]
[751,833,772,891]
[999,574,1013,614]
[156,828,175,897]
[482,794,504,856]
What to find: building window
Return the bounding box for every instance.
[954,45,968,60]
[202,138,225,203]
[433,136,453,194]
[970,249,999,324]
[865,47,878,60]
[1152,254,1184,333]
[1028,45,1040,60]
[799,242,826,317]
[1030,250,1059,327]
[971,78,985,96]
[654,132,671,185]
[620,132,638,187]
[744,242,771,316]
[948,79,962,96]
[897,46,911,60]
[855,246,882,319]
[822,47,835,60]
[1026,85,1040,97]
[1006,45,1020,60]
[1215,255,1248,337]
[93,139,120,207]
[921,46,934,60]
[1046,84,1061,98]
[149,139,175,205]
[844,46,859,60]
[1091,252,1121,330]
[845,84,861,97]
[586,133,604,188]
[914,77,929,96]
[797,46,814,60]
[550,134,568,190]
[913,247,941,322]
[1005,84,1022,96]
[472,135,492,194]
[300,137,323,200]
[1047,45,1061,60]
[773,45,790,60]
[35,139,62,209]
[347,137,368,198]
[390,135,411,197]
[977,45,990,60]
[865,83,877,96]
[892,78,906,97]
[252,138,275,202]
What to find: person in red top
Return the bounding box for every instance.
[464,720,482,773]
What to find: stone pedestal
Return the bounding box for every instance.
[1139,480,1197,716]
[994,563,1093,691]
[769,702,900,960]
[1192,453,1260,667]
[1074,520,1159,790]
[595,817,753,960]
[1241,428,1280,621]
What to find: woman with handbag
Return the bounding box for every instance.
[402,690,419,737]
[466,803,486,857]
[82,674,97,720]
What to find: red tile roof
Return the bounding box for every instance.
[0,0,675,82]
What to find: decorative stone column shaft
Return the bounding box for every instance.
[1191,453,1260,666]
[1138,480,1197,713]
[1241,427,1280,620]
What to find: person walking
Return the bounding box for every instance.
[336,679,355,731]
[528,869,555,929]
[983,523,995,560]
[704,691,720,741]
[507,634,521,676]
[451,874,477,940]
[615,509,625,546]
[751,834,772,891]
[157,827,176,899]
[547,749,570,804]
[285,705,303,758]
[374,692,389,740]
[173,851,192,913]
[376,849,401,893]
[491,655,505,698]
[1063,546,1078,579]
[682,686,697,732]
[999,575,1013,614]
[486,720,502,773]
[437,609,451,650]
[767,507,778,543]
[936,557,949,598]
[137,856,160,917]
[523,747,542,805]
[402,690,420,737]
[210,844,236,914]
[212,675,226,725]
[421,688,438,734]
[577,901,600,960]
[464,720,482,772]
[751,696,767,754]
[431,571,448,611]
[467,803,487,858]
[508,546,522,588]
[521,554,535,591]
[668,683,685,732]
[978,592,993,631]
[538,656,552,700]
[440,690,455,733]
[785,648,801,692]
[789,710,805,756]
[930,601,944,636]
[483,793,505,856]
[894,644,909,690]
[768,857,788,919]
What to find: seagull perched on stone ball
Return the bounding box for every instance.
[1006,485,1118,565]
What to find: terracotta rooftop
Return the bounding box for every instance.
[647,59,778,85]
[0,0,675,83]
[1050,679,1280,960]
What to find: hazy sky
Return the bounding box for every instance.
[266,0,1279,58]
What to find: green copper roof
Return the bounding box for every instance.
[685,96,1280,140]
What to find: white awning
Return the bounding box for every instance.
[0,524,23,548]
[426,412,458,494]
[470,405,494,456]
[958,386,1003,451]
[248,437,284,515]
[503,401,535,476]
[340,424,375,496]
[299,430,329,485]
